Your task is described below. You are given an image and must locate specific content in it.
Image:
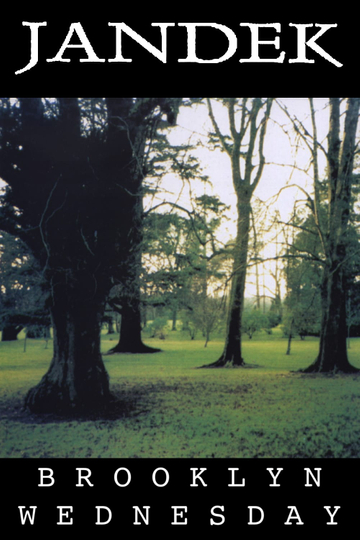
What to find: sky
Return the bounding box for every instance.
[161,98,329,218]
[147,98,331,301]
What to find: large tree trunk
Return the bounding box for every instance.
[302,98,360,374]
[104,183,161,355]
[25,272,111,414]
[303,257,357,373]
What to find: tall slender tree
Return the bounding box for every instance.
[304,98,360,372]
[279,97,360,372]
[201,98,273,367]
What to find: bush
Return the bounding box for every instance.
[241,309,268,339]
[147,317,169,340]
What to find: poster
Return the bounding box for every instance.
[1,7,359,535]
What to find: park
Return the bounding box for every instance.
[1,97,360,459]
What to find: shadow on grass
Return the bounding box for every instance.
[0,385,153,425]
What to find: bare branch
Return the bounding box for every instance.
[250,98,274,194]
[309,98,327,256]
[206,98,232,156]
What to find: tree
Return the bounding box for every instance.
[281,98,360,372]
[106,282,162,354]
[0,97,179,413]
[142,192,230,345]
[241,308,268,339]
[105,109,203,354]
[142,211,195,328]
[282,211,322,352]
[306,98,360,372]
[201,98,273,367]
[185,195,230,346]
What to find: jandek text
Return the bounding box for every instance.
[15,21,343,75]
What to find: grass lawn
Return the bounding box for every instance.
[1,328,360,458]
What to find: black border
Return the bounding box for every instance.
[1,11,356,96]
[1,8,359,535]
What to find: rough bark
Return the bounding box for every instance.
[25,272,111,414]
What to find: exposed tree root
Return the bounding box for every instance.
[106,343,161,355]
[300,360,360,375]
[198,353,246,369]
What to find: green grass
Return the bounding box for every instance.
[1,328,360,458]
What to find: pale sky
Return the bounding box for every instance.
[147,98,331,301]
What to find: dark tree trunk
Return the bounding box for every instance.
[286,318,294,355]
[303,262,357,373]
[105,183,161,355]
[171,308,177,331]
[211,270,246,367]
[302,98,360,374]
[25,273,111,414]
[107,302,160,354]
[104,98,169,356]
[1,324,23,341]
[201,201,250,368]
[107,318,115,334]
[286,334,292,355]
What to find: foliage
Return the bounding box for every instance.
[283,173,360,341]
[147,317,169,339]
[142,193,232,344]
[241,309,269,339]
[266,308,282,331]
[0,231,50,338]
[1,97,359,420]
[187,296,226,346]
